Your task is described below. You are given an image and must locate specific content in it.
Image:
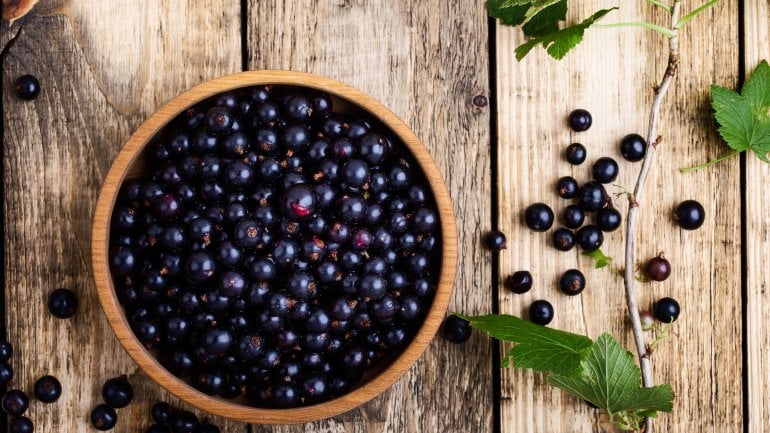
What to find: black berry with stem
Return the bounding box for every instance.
[575,225,604,251]
[524,203,554,232]
[529,300,554,325]
[442,315,471,344]
[592,157,619,183]
[552,228,575,251]
[596,208,622,232]
[557,176,579,199]
[568,109,592,131]
[2,389,29,416]
[674,200,706,230]
[577,182,607,212]
[48,288,78,319]
[504,271,533,294]
[562,205,585,229]
[559,269,586,296]
[0,340,11,361]
[565,143,587,165]
[102,376,134,408]
[620,133,647,162]
[9,417,33,433]
[34,375,62,403]
[645,254,671,282]
[654,297,681,323]
[15,75,40,100]
[484,231,507,251]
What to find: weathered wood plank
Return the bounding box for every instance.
[2,1,244,431]
[248,1,493,431]
[745,2,770,432]
[496,2,741,432]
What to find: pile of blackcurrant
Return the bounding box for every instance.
[108,85,441,408]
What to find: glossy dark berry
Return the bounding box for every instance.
[565,143,587,165]
[577,182,607,212]
[2,389,29,416]
[171,410,199,433]
[206,107,232,134]
[552,228,575,251]
[674,200,706,230]
[15,75,40,100]
[151,402,173,424]
[48,288,78,319]
[185,251,216,282]
[102,376,134,408]
[442,315,471,344]
[34,375,62,403]
[562,205,585,229]
[484,231,507,251]
[0,362,12,387]
[9,417,33,433]
[524,203,554,232]
[283,184,317,221]
[645,254,671,282]
[504,271,533,294]
[592,157,619,183]
[568,109,592,131]
[146,424,170,433]
[557,176,579,199]
[0,340,12,361]
[559,269,586,296]
[654,297,681,323]
[620,133,647,162]
[529,300,554,325]
[596,208,622,232]
[575,225,604,251]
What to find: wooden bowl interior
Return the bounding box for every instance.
[92,71,458,424]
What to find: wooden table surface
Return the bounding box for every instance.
[1,1,767,432]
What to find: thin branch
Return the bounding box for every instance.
[646,0,673,12]
[623,2,681,433]
[595,22,676,38]
[675,0,721,29]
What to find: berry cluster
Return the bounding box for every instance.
[146,401,220,433]
[108,85,441,407]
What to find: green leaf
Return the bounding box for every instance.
[486,0,529,26]
[522,0,567,36]
[711,60,770,162]
[582,248,613,269]
[460,314,593,376]
[548,333,674,420]
[515,8,617,60]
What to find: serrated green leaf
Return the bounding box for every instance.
[460,314,593,376]
[522,0,567,36]
[582,248,613,269]
[712,60,770,162]
[548,334,674,418]
[515,8,617,60]
[487,0,529,26]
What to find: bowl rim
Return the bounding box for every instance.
[91,70,458,424]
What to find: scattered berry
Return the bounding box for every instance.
[0,362,13,386]
[0,340,12,361]
[15,75,40,100]
[442,315,472,344]
[559,269,586,296]
[2,390,29,416]
[91,403,118,431]
[674,200,705,230]
[48,288,78,319]
[561,205,586,229]
[34,375,62,403]
[577,182,607,212]
[151,401,173,424]
[524,203,554,232]
[556,176,579,199]
[575,225,604,251]
[102,376,134,408]
[592,157,619,183]
[9,416,33,433]
[620,133,646,162]
[568,109,592,131]
[529,300,554,326]
[504,271,533,294]
[565,143,587,165]
[596,208,622,232]
[654,297,681,323]
[645,254,671,282]
[552,228,575,251]
[484,231,507,251]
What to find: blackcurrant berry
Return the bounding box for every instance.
[645,254,671,282]
[562,205,586,229]
[557,176,579,199]
[552,228,575,251]
[596,208,622,232]
[484,231,507,251]
[529,300,554,325]
[654,297,681,323]
[524,203,554,232]
[592,157,619,183]
[559,269,586,296]
[34,375,62,403]
[577,182,607,212]
[504,271,533,294]
[1,389,29,416]
[0,362,12,387]
[15,75,40,100]
[91,403,118,430]
[102,376,134,408]
[575,225,604,251]
[9,417,34,433]
[0,340,12,361]
[620,133,647,162]
[48,288,78,319]
[565,143,587,165]
[568,109,592,131]
[442,315,471,344]
[674,200,705,230]
[151,402,173,424]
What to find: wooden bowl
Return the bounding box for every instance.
[91,71,458,424]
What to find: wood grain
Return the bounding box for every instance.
[1,2,244,431]
[744,2,770,432]
[91,71,458,424]
[495,2,741,432]
[248,1,493,432]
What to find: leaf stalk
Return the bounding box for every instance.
[595,21,676,38]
